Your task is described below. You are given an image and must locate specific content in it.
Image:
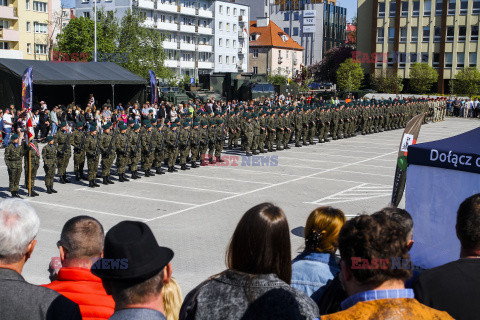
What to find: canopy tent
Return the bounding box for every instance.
[405,127,480,269]
[0,58,147,107]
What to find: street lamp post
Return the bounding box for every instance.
[94,0,97,62]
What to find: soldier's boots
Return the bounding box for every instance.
[209,158,215,164]
[156,167,166,174]
[295,143,302,147]
[252,151,259,155]
[80,170,87,180]
[30,190,39,197]
[93,180,100,187]
[59,175,66,184]
[246,152,252,156]
[217,156,224,163]
[119,174,125,182]
[190,162,198,169]
[75,172,81,181]
[180,164,190,171]
[11,191,22,198]
[63,175,70,183]
[103,177,109,185]
[123,174,130,181]
[145,170,151,177]
[89,180,95,188]
[47,186,53,194]
[107,176,114,184]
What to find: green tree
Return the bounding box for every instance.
[409,63,438,93]
[267,73,288,85]
[56,13,117,60]
[117,10,168,78]
[454,67,480,96]
[336,58,364,92]
[372,70,403,93]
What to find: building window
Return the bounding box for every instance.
[388,27,395,42]
[219,22,222,30]
[399,53,406,68]
[446,26,454,41]
[226,23,230,31]
[0,20,9,29]
[226,39,230,47]
[218,38,222,46]
[474,0,480,14]
[459,26,466,41]
[284,27,290,35]
[377,27,384,42]
[457,52,465,68]
[389,2,396,17]
[227,7,230,15]
[436,0,443,15]
[26,0,30,10]
[448,0,455,15]
[218,55,222,64]
[233,39,237,47]
[424,0,431,15]
[253,66,258,74]
[34,22,48,34]
[233,56,236,63]
[400,27,407,42]
[433,53,440,67]
[421,52,428,63]
[470,52,477,66]
[0,41,10,49]
[460,0,468,14]
[412,1,420,16]
[434,26,441,42]
[253,49,258,58]
[411,26,418,42]
[226,56,230,64]
[35,44,47,54]
[27,43,31,54]
[284,12,289,20]
[387,52,394,67]
[234,8,237,15]
[293,12,299,20]
[423,26,430,42]
[293,27,299,36]
[401,2,409,16]
[378,2,385,17]
[445,52,453,68]
[219,5,223,14]
[83,12,90,18]
[33,1,47,12]
[233,24,237,32]
[472,25,479,41]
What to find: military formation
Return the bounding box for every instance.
[3,97,446,198]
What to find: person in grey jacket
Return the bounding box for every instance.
[0,198,81,320]
[180,202,319,320]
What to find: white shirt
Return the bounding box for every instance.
[2,113,13,129]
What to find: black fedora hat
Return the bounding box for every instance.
[91,221,174,281]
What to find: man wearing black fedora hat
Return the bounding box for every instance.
[92,221,174,320]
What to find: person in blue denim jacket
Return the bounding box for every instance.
[291,207,346,303]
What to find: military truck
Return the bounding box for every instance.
[238,82,275,101]
[159,86,190,104]
[186,89,224,103]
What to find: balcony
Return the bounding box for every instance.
[197,44,213,52]
[0,6,18,20]
[157,22,177,32]
[164,59,179,68]
[238,47,245,54]
[180,6,196,16]
[197,61,214,69]
[238,15,246,23]
[179,60,195,69]
[0,49,23,59]
[278,57,283,64]
[179,24,195,33]
[197,8,213,18]
[137,0,154,9]
[179,42,195,51]
[162,41,178,50]
[197,26,213,35]
[238,31,245,38]
[0,28,19,42]
[156,3,177,13]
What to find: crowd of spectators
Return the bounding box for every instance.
[447,97,480,118]
[0,193,479,319]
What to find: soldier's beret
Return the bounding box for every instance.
[46,136,54,142]
[174,118,180,123]
[183,121,190,127]
[252,112,258,117]
[217,119,223,124]
[245,115,251,120]
[89,126,97,132]
[156,123,163,128]
[59,122,67,128]
[171,123,177,128]
[201,120,208,126]
[142,119,149,125]
[133,124,140,130]
[151,118,157,124]
[102,124,110,130]
[127,119,135,125]
[119,124,128,130]
[146,123,152,128]
[11,134,19,140]
[193,121,200,126]
[76,122,84,127]
[106,121,113,127]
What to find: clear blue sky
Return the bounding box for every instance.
[63,0,357,21]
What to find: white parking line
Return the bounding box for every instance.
[279,155,350,165]
[146,151,396,222]
[332,169,393,178]
[78,188,198,206]
[175,173,273,185]
[27,199,147,221]
[132,181,239,195]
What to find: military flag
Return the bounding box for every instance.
[149,70,158,105]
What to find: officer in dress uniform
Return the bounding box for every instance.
[115,124,130,182]
[42,136,58,194]
[5,133,23,198]
[23,136,39,197]
[55,122,72,184]
[85,126,101,188]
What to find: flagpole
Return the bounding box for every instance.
[28,145,31,197]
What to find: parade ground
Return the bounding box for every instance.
[1,117,478,294]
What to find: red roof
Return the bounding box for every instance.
[249,20,304,50]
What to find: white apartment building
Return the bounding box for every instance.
[213,1,249,73]
[75,0,215,77]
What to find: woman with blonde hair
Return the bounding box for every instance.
[291,206,346,303]
[163,277,183,320]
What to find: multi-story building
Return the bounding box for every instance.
[213,1,249,73]
[0,0,59,60]
[75,0,216,77]
[358,0,480,93]
[235,0,346,65]
[249,18,303,77]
